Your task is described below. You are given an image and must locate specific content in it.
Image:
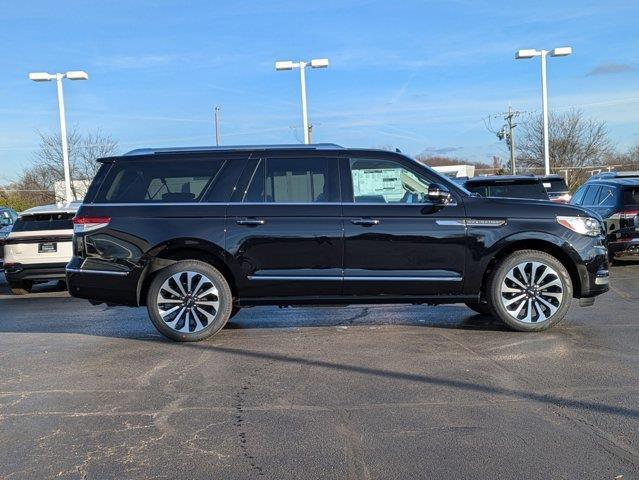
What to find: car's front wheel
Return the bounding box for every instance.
[487,250,573,332]
[147,260,232,342]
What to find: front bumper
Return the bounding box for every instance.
[4,262,68,282]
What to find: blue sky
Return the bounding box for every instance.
[1,0,639,180]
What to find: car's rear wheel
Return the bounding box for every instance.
[147,260,232,342]
[9,280,33,295]
[487,250,572,332]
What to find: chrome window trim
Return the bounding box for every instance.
[84,201,459,207]
[66,267,128,276]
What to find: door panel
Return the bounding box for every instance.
[226,156,343,298]
[341,155,467,296]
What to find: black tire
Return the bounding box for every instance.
[464,300,492,316]
[9,280,33,295]
[486,249,572,332]
[146,260,233,342]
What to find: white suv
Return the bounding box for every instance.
[3,203,79,295]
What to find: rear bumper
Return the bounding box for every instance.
[4,262,68,282]
[66,256,140,306]
[609,239,639,261]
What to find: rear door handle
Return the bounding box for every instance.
[351,218,380,226]
[236,218,265,226]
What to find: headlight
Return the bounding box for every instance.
[556,215,601,236]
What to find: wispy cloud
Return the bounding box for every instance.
[421,146,464,155]
[93,54,177,69]
[586,63,635,76]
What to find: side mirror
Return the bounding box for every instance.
[428,184,453,204]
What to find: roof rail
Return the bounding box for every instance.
[123,143,344,156]
[590,171,639,179]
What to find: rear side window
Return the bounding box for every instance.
[582,186,601,206]
[621,187,639,207]
[11,213,74,232]
[95,158,223,203]
[242,157,339,203]
[596,186,617,206]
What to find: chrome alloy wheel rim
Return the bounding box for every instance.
[500,261,564,323]
[156,271,220,333]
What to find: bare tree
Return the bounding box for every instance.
[517,109,613,188]
[29,128,118,201]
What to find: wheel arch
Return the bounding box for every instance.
[478,236,582,299]
[136,238,239,306]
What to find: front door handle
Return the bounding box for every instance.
[236,218,265,226]
[351,218,380,226]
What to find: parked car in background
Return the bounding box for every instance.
[462,175,550,201]
[539,174,571,203]
[67,144,609,341]
[571,173,639,261]
[3,203,79,294]
[0,207,19,270]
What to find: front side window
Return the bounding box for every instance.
[96,158,222,203]
[582,186,601,206]
[243,157,339,203]
[349,158,431,203]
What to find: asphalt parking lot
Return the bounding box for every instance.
[0,266,638,480]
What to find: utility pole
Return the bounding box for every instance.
[214,106,221,146]
[495,106,524,174]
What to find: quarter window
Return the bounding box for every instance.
[349,158,432,203]
[96,159,223,203]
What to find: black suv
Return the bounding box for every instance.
[571,172,639,261]
[67,145,609,341]
[462,175,550,201]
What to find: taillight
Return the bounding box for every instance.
[551,194,572,203]
[619,210,639,220]
[73,216,110,233]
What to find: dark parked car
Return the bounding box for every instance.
[462,175,550,201]
[571,173,639,261]
[67,145,609,341]
[539,174,571,203]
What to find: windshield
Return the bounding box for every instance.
[542,177,569,193]
[11,213,75,232]
[465,181,549,200]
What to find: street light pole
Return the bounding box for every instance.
[540,50,551,176]
[515,46,571,176]
[275,58,329,145]
[298,62,310,144]
[214,106,221,146]
[29,70,88,204]
[55,74,73,203]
